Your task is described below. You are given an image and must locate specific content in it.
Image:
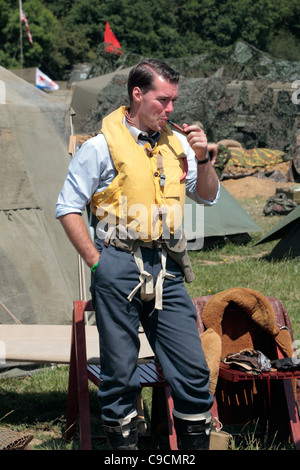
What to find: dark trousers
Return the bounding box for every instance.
[90,240,213,421]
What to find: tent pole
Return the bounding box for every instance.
[0,300,21,324]
[19,0,23,73]
[69,110,87,302]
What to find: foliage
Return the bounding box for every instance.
[1,0,300,80]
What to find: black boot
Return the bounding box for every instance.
[102,418,138,450]
[174,415,211,450]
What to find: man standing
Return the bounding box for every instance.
[56,59,219,450]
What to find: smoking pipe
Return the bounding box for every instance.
[167,120,188,135]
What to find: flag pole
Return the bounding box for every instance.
[19,0,23,73]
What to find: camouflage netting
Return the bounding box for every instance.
[79,40,300,161]
[89,40,300,82]
[166,40,300,81]
[80,75,299,154]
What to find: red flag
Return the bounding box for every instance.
[103,21,122,56]
[20,0,33,45]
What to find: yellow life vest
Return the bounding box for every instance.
[91,106,187,241]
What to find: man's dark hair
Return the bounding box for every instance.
[127,59,180,103]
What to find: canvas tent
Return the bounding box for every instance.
[0,67,89,325]
[71,66,134,133]
[254,205,300,260]
[184,185,262,249]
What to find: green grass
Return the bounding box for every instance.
[0,366,293,450]
[0,366,73,450]
[0,195,299,450]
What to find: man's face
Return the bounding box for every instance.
[132,74,178,133]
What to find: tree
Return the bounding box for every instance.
[0,0,61,72]
[0,0,299,79]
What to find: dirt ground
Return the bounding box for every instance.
[222,162,295,199]
[222,176,295,199]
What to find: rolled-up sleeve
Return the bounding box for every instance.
[55,134,115,218]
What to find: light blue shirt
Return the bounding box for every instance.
[55,121,219,219]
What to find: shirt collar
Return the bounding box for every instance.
[123,109,160,145]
